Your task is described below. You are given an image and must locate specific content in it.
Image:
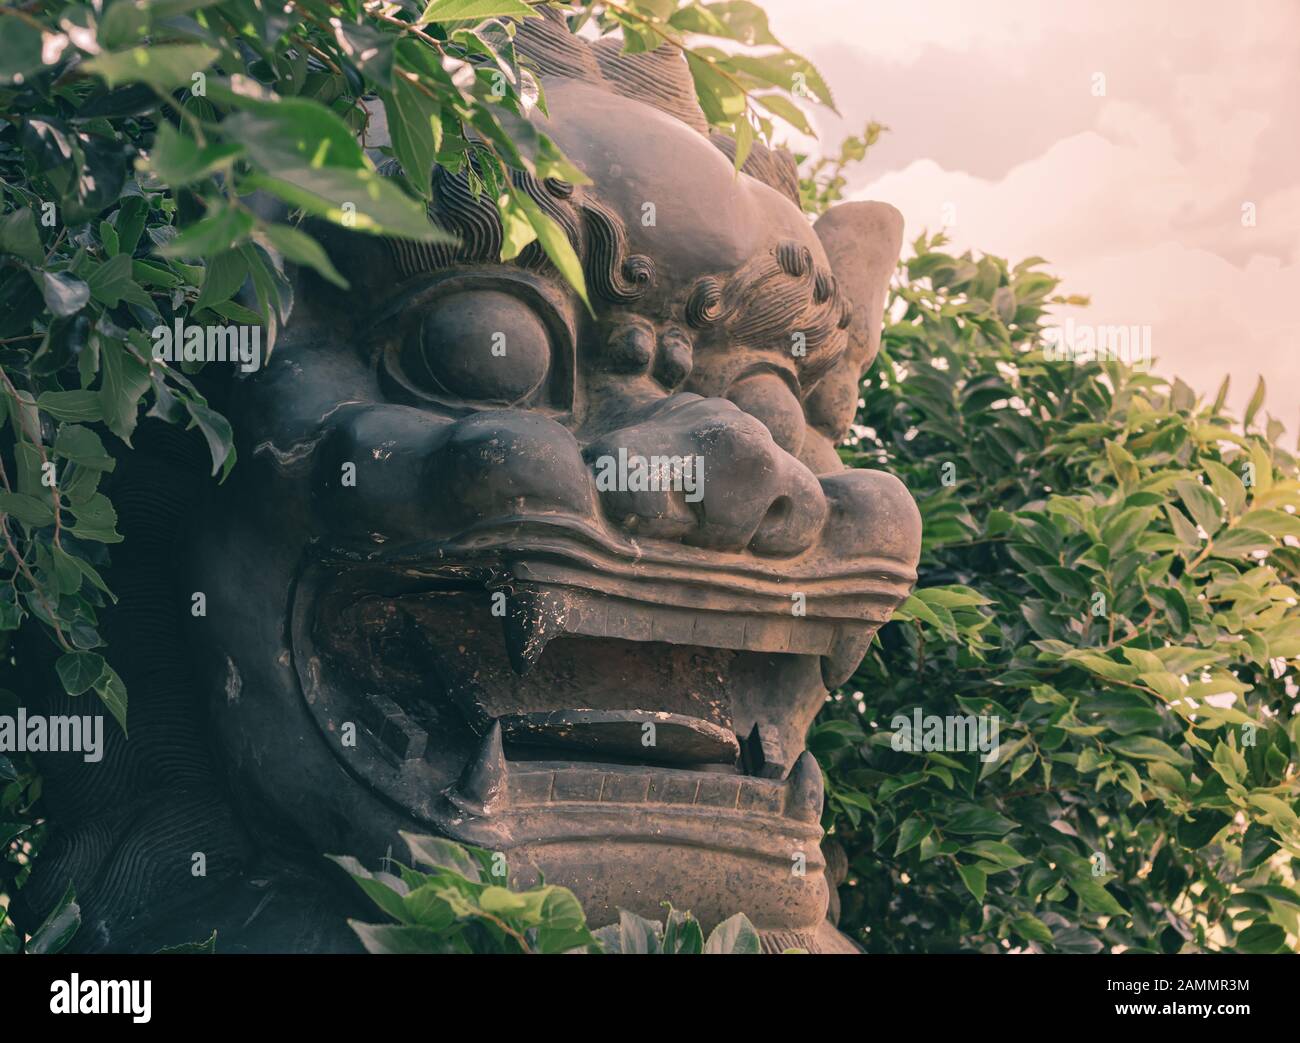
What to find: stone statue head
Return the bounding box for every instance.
[15,10,919,953]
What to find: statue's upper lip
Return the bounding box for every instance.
[312,512,914,691]
[321,512,916,615]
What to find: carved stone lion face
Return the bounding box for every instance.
[0,20,925,957]
[185,50,919,947]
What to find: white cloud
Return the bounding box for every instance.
[756,0,1299,422]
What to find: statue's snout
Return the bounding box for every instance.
[585,395,829,556]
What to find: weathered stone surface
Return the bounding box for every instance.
[15,10,920,954]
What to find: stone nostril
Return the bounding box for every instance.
[763,495,793,529]
[747,469,828,558]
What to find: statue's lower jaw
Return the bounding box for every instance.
[433,726,831,938]
[488,836,831,943]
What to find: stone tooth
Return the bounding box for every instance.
[742,722,789,780]
[501,589,568,676]
[451,721,508,817]
[819,625,876,690]
[785,751,824,824]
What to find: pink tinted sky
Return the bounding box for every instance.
[761,0,1299,428]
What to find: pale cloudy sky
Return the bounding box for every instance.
[760,0,1299,428]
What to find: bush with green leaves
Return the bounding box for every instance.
[333,832,765,954]
[814,232,1300,954]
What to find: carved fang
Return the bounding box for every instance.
[785,751,824,824]
[501,588,568,676]
[742,722,789,780]
[450,721,508,817]
[820,626,875,690]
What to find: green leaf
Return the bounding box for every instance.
[1243,375,1265,429]
[0,492,54,528]
[1208,527,1274,557]
[1176,811,1231,849]
[1202,459,1247,519]
[703,912,761,954]
[68,491,122,543]
[36,391,102,422]
[752,92,813,135]
[0,18,46,86]
[347,921,454,954]
[258,224,348,290]
[99,337,150,445]
[1236,921,1285,954]
[894,815,931,855]
[533,888,597,953]
[0,207,43,265]
[686,51,748,125]
[962,840,1028,868]
[327,854,415,924]
[945,806,1016,835]
[148,123,244,186]
[418,0,540,24]
[1068,875,1126,916]
[683,1,782,46]
[194,250,248,310]
[609,909,663,954]
[1174,478,1223,537]
[158,205,255,259]
[332,21,395,88]
[1060,651,1137,683]
[225,99,447,242]
[84,44,219,90]
[955,862,987,902]
[401,832,484,881]
[663,907,704,954]
[184,398,235,477]
[39,271,90,317]
[1011,913,1054,944]
[26,882,81,954]
[1105,439,1139,488]
[1110,735,1191,767]
[381,75,441,201]
[88,253,148,308]
[56,652,107,696]
[1038,566,1091,600]
[92,663,129,735]
[504,183,591,312]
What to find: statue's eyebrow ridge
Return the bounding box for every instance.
[706,253,850,383]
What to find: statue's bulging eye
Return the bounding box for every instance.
[401,289,550,405]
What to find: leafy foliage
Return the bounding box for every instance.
[1,876,78,954]
[795,119,885,215]
[334,832,764,953]
[815,230,1300,953]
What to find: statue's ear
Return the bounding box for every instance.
[800,202,903,469]
[815,201,904,379]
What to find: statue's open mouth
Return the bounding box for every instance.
[289,517,914,867]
